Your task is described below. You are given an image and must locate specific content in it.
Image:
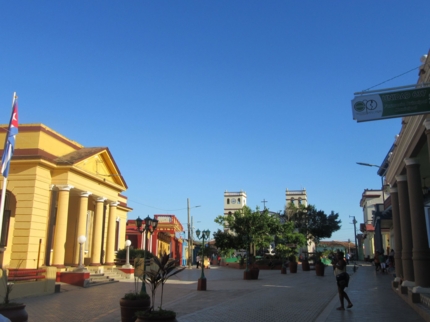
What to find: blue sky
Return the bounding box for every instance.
[0,1,429,244]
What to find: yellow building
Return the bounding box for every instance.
[0,124,132,270]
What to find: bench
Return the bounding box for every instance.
[8,269,46,282]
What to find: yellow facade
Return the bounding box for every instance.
[0,124,132,269]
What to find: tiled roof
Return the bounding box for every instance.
[55,147,107,165]
[319,240,356,249]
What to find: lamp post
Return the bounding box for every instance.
[123,240,132,268]
[136,215,158,294]
[187,198,201,269]
[195,228,210,291]
[349,216,358,260]
[356,162,385,201]
[75,235,87,272]
[242,234,253,279]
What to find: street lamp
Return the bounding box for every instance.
[195,228,210,291]
[136,215,159,294]
[242,234,252,279]
[74,235,87,272]
[123,240,132,268]
[356,162,385,201]
[349,216,358,261]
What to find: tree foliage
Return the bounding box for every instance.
[214,206,281,251]
[214,206,305,255]
[286,204,342,245]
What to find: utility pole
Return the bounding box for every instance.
[187,198,191,269]
[187,198,201,269]
[350,215,358,260]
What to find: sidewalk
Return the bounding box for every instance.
[316,263,425,322]
[20,264,425,321]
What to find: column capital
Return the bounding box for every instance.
[80,191,92,198]
[390,187,398,193]
[396,175,407,182]
[110,202,119,207]
[404,158,419,166]
[96,197,107,203]
[423,119,430,130]
[57,185,74,191]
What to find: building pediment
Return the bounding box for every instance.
[56,147,127,189]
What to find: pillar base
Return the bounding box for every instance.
[73,266,88,273]
[402,280,415,287]
[51,264,66,269]
[412,286,430,294]
[197,278,207,291]
[122,264,133,269]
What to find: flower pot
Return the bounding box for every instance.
[243,270,252,280]
[281,266,287,274]
[302,260,310,271]
[120,297,151,322]
[315,262,325,276]
[0,303,28,322]
[136,310,177,321]
[250,267,259,279]
[289,261,298,273]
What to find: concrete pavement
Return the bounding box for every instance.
[19,263,425,321]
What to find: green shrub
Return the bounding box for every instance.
[116,248,154,260]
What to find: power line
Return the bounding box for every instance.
[362,65,421,92]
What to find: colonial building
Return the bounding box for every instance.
[126,214,184,265]
[375,51,430,298]
[0,124,131,270]
[359,189,387,259]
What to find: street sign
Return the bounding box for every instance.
[352,86,430,122]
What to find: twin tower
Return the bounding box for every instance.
[223,189,308,217]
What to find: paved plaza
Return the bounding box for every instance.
[19,263,426,321]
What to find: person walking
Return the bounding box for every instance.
[196,255,201,269]
[374,251,381,272]
[333,251,353,311]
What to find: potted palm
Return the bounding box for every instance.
[0,268,28,322]
[275,244,289,274]
[135,254,185,321]
[301,253,310,271]
[288,253,298,273]
[314,252,325,276]
[119,256,150,322]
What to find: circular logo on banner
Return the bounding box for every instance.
[365,100,378,110]
[353,101,365,112]
[354,100,377,112]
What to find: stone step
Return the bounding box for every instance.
[84,271,122,287]
[84,278,119,288]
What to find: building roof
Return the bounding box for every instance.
[55,147,107,164]
[319,240,356,249]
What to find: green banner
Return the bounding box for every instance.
[352,87,430,122]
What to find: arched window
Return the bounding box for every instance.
[238,198,241,204]
[227,198,230,204]
[290,198,295,205]
[298,198,302,205]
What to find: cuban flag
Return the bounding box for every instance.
[1,96,19,178]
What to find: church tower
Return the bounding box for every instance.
[223,191,247,231]
[285,188,307,208]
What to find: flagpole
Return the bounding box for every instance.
[0,92,17,248]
